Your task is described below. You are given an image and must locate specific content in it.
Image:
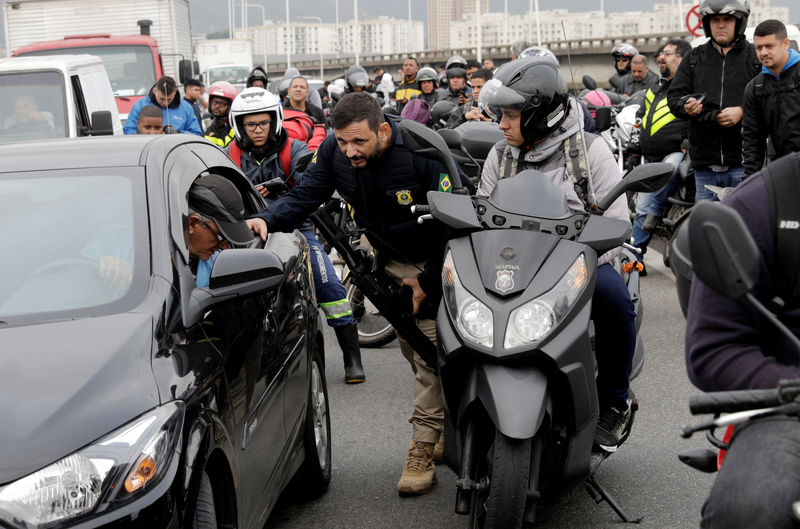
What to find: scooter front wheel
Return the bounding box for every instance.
[469,430,531,529]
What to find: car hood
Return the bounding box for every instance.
[0,312,159,484]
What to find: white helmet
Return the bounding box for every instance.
[230,87,283,142]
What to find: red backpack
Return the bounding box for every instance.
[282,108,327,151]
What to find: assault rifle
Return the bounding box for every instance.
[309,198,439,372]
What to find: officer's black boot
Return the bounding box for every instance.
[335,323,365,384]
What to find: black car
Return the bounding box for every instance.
[0,134,331,528]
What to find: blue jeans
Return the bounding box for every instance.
[593,264,636,407]
[695,166,744,202]
[631,152,683,260]
[701,417,800,529]
[302,229,354,328]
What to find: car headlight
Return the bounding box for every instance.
[443,250,493,347]
[0,402,184,528]
[504,254,588,349]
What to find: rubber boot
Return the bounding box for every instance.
[335,323,365,384]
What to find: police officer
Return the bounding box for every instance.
[246,92,468,496]
[228,87,366,384]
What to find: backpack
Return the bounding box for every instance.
[496,129,598,209]
[227,139,294,182]
[282,108,327,151]
[762,153,800,301]
[400,98,432,125]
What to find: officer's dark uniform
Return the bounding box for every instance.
[256,117,461,299]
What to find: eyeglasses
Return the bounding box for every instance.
[243,119,271,131]
[201,220,226,243]
[658,50,677,57]
[210,99,230,107]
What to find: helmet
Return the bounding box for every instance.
[519,46,559,66]
[581,89,612,118]
[445,54,468,71]
[429,100,456,129]
[446,67,467,80]
[611,43,639,59]
[478,57,570,143]
[699,0,750,42]
[417,67,438,83]
[346,65,370,90]
[246,66,268,88]
[207,81,239,105]
[230,87,284,142]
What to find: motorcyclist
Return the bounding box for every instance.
[616,55,659,97]
[394,57,422,113]
[410,66,439,107]
[631,39,692,266]
[684,152,800,529]
[203,81,238,148]
[226,87,365,384]
[245,91,470,496]
[477,57,636,452]
[445,67,493,128]
[246,65,268,89]
[330,65,375,110]
[435,67,470,106]
[609,43,638,94]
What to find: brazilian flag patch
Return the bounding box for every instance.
[438,173,452,193]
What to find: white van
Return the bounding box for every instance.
[0,54,122,143]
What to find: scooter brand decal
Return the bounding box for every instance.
[495,270,515,293]
[495,264,520,270]
[396,190,413,205]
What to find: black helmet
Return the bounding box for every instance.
[445,54,467,71]
[429,100,456,129]
[417,67,438,83]
[246,66,268,88]
[346,65,370,90]
[699,0,750,42]
[478,57,570,143]
[446,67,467,80]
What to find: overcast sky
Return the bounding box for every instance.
[189,0,799,35]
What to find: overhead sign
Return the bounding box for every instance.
[686,5,703,37]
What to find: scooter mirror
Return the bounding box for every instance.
[687,201,759,300]
[596,162,673,211]
[397,119,462,191]
[437,128,462,150]
[594,106,612,132]
[582,75,598,91]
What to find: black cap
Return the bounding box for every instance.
[188,174,255,245]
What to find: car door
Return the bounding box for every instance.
[164,143,287,525]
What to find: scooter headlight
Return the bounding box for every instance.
[443,250,493,347]
[0,402,184,528]
[504,254,588,348]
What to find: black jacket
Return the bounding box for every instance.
[617,71,658,97]
[742,54,800,176]
[636,77,687,161]
[667,39,760,169]
[256,118,468,297]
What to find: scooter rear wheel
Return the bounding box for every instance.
[469,430,531,529]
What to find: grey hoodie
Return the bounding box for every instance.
[478,101,629,265]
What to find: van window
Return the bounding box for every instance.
[0,70,68,143]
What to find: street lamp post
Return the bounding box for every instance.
[299,16,324,79]
[285,0,291,68]
[245,2,268,72]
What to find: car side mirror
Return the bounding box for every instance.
[183,248,284,327]
[594,106,612,132]
[688,201,759,299]
[89,110,114,136]
[596,162,673,212]
[179,59,193,85]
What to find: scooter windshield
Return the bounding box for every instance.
[488,169,573,219]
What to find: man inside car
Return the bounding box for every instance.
[186,174,256,287]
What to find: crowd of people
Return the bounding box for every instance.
[114,0,800,522]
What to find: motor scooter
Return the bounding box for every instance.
[416,162,672,528]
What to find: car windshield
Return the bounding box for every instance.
[207,66,250,85]
[0,169,149,323]
[20,45,156,98]
[0,71,68,143]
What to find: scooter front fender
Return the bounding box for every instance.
[468,364,549,440]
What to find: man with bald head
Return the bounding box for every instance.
[618,54,658,96]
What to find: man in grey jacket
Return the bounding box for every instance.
[478,57,636,452]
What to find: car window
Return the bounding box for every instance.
[0,168,149,324]
[0,71,68,143]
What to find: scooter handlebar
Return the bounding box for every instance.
[689,388,781,415]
